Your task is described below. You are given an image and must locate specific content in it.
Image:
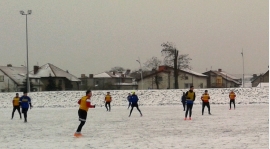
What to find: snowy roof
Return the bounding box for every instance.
[211,70,241,84]
[158,66,206,77]
[180,69,207,77]
[0,66,40,85]
[94,72,133,79]
[113,82,137,86]
[94,72,111,78]
[219,71,239,80]
[32,63,80,82]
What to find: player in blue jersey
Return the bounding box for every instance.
[129,91,142,117]
[19,91,33,122]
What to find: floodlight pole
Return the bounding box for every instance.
[20,10,32,93]
[136,58,143,90]
[241,49,244,88]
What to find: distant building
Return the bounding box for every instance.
[202,69,241,88]
[31,63,81,91]
[0,64,42,92]
[79,69,138,90]
[251,70,269,87]
[137,66,207,89]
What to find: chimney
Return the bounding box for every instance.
[158,66,166,71]
[121,74,124,77]
[253,74,257,78]
[81,74,86,78]
[7,64,12,67]
[89,74,93,78]
[218,69,222,72]
[112,71,115,75]
[34,66,39,74]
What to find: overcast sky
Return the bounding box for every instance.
[0,0,268,77]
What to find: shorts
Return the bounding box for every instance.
[21,108,28,113]
[78,109,87,122]
[131,103,138,107]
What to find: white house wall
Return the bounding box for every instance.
[178,73,207,89]
[139,72,207,89]
[0,71,18,92]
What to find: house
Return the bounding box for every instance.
[0,64,42,92]
[79,70,137,90]
[202,69,241,88]
[251,70,269,87]
[137,66,207,89]
[31,63,81,91]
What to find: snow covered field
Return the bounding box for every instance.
[0,88,268,148]
[0,104,268,149]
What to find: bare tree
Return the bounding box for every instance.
[110,66,125,72]
[144,57,162,89]
[161,42,192,89]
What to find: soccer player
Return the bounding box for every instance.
[127,93,131,109]
[11,93,22,119]
[104,92,112,111]
[181,92,186,111]
[129,91,142,117]
[185,86,196,120]
[74,90,95,137]
[201,90,211,115]
[19,91,33,122]
[229,90,236,110]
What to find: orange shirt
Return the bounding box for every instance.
[201,94,210,102]
[13,97,20,106]
[229,92,236,100]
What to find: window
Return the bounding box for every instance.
[157,76,163,81]
[199,83,203,88]
[0,75,3,82]
[184,83,192,88]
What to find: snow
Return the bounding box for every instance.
[33,63,80,82]
[94,72,111,78]
[0,87,268,108]
[0,87,268,148]
[181,69,207,77]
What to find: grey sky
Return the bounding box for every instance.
[0,0,268,77]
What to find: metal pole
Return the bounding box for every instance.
[136,58,144,90]
[20,10,31,93]
[241,49,244,88]
[140,62,143,90]
[26,14,30,92]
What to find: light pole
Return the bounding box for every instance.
[136,58,143,90]
[20,10,32,93]
[241,49,244,88]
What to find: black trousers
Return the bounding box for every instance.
[105,102,111,111]
[12,106,21,119]
[129,103,142,116]
[21,108,28,121]
[76,109,87,133]
[202,102,210,114]
[128,102,131,109]
[230,100,235,109]
[182,102,186,111]
[185,104,193,118]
